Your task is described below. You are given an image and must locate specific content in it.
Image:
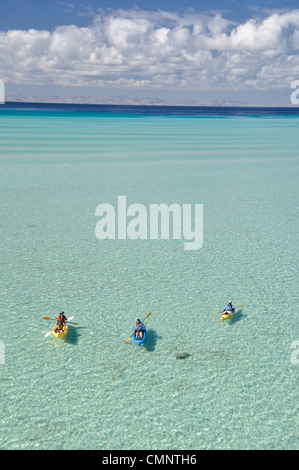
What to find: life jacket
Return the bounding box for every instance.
[225,304,234,312]
[135,323,144,332]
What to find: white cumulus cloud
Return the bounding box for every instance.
[1,8,299,91]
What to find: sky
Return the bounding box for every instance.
[1,0,299,105]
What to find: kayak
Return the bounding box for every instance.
[52,323,69,338]
[132,324,146,347]
[221,311,235,322]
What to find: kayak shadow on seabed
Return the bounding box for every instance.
[65,325,82,345]
[228,307,246,325]
[143,329,162,352]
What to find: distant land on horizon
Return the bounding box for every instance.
[4,94,296,108]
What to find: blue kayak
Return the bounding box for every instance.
[132,324,146,347]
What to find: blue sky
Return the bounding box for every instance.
[1,1,299,105]
[2,0,299,30]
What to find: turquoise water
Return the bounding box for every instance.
[0,107,298,450]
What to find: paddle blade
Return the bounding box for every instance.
[43,317,51,320]
[125,336,132,342]
[44,331,52,338]
[144,311,151,321]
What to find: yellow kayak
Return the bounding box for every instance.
[52,323,69,338]
[221,311,235,322]
[221,310,236,321]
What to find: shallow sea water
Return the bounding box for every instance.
[0,106,298,449]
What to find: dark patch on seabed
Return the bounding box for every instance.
[176,353,191,360]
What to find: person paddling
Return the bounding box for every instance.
[133,319,144,338]
[222,301,235,317]
[55,311,67,331]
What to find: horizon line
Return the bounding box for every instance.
[3,99,299,109]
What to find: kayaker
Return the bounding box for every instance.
[222,301,235,317]
[134,319,144,338]
[55,311,67,327]
[55,323,64,333]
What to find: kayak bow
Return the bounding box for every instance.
[52,322,69,338]
[221,311,235,322]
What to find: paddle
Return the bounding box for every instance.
[43,316,78,325]
[44,316,74,337]
[212,305,243,314]
[125,312,151,342]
